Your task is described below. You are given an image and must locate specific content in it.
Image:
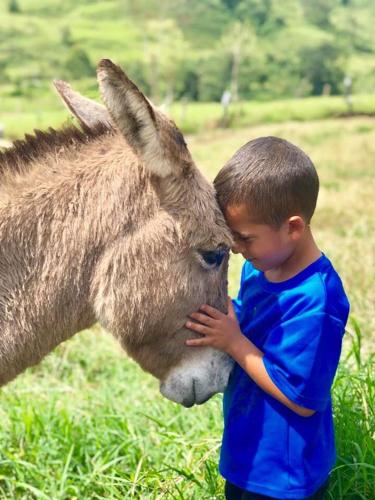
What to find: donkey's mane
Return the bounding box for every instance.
[0,122,113,177]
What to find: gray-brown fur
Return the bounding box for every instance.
[0,60,232,391]
[53,80,112,130]
[0,123,110,177]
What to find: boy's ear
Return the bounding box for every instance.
[287,216,306,239]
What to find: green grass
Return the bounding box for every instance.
[0,116,374,497]
[0,328,372,498]
[330,318,375,500]
[2,92,375,139]
[0,328,226,498]
[169,95,375,134]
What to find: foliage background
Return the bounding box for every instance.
[1,0,375,103]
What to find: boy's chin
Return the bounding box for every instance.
[247,257,260,267]
[246,258,268,272]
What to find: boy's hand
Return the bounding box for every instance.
[185,297,244,354]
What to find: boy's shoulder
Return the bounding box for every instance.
[241,254,349,323]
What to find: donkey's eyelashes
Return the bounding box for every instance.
[198,248,227,270]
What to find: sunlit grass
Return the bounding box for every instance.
[0,329,226,498]
[330,318,375,500]
[170,95,375,134]
[2,93,375,139]
[0,330,372,498]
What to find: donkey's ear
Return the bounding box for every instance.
[97,59,172,178]
[53,80,112,129]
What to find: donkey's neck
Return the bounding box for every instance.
[0,123,111,181]
[0,132,158,386]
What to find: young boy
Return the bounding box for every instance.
[185,137,350,500]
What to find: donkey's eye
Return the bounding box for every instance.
[199,249,226,269]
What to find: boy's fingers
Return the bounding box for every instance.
[200,304,223,319]
[185,321,210,335]
[189,312,215,326]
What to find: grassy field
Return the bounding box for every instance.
[2,91,375,139]
[0,116,374,498]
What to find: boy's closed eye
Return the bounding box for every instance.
[234,234,256,243]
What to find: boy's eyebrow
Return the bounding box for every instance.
[232,230,256,239]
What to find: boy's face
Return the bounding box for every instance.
[224,204,295,272]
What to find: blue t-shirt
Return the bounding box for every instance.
[219,254,350,499]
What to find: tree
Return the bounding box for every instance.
[65,47,95,79]
[220,21,258,101]
[301,0,340,29]
[299,41,346,94]
[196,52,231,101]
[143,19,190,103]
[61,27,74,47]
[234,0,272,29]
[221,0,242,10]
[8,0,20,13]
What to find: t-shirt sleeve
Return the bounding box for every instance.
[262,313,345,412]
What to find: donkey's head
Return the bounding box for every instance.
[56,60,234,407]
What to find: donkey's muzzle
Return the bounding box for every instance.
[159,349,234,407]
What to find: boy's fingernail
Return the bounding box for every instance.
[186,321,191,327]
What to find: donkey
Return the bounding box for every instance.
[0,59,234,407]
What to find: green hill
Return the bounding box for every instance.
[1,0,375,105]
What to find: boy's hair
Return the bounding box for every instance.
[214,136,319,227]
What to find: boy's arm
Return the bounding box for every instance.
[226,335,315,417]
[185,298,315,418]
